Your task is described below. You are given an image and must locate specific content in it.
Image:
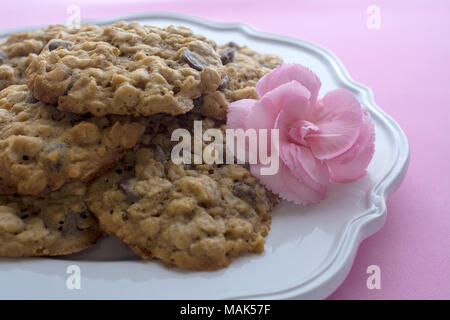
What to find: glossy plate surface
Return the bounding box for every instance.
[0,12,409,299]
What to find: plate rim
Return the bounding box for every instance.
[0,11,410,300]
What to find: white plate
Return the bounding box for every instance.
[0,12,409,300]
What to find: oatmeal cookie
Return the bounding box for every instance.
[26,22,226,117]
[0,24,72,91]
[193,43,282,119]
[87,114,278,270]
[0,181,102,257]
[0,85,145,196]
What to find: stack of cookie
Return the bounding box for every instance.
[0,22,281,270]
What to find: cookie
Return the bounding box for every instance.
[193,43,283,119]
[26,22,226,117]
[87,114,278,270]
[0,24,72,91]
[0,85,145,196]
[0,181,102,257]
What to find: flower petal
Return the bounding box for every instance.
[279,141,329,192]
[274,106,329,191]
[247,80,311,131]
[326,109,375,182]
[226,98,257,130]
[307,88,363,160]
[256,64,321,105]
[244,80,311,159]
[250,162,327,205]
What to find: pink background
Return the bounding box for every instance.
[1,0,449,299]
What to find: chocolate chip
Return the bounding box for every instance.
[25,93,39,104]
[220,47,235,65]
[68,112,89,125]
[142,143,168,162]
[227,42,238,48]
[60,211,76,235]
[118,177,142,203]
[0,50,7,65]
[193,95,204,107]
[48,40,73,51]
[180,49,206,71]
[0,80,8,91]
[218,75,229,90]
[63,77,75,96]
[232,182,257,205]
[54,162,62,171]
[44,142,66,171]
[50,109,67,122]
[60,210,91,235]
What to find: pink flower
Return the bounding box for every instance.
[227,64,375,205]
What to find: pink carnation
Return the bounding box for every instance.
[227,64,375,205]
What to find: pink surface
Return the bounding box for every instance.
[1,0,449,299]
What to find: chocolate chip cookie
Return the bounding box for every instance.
[0,181,102,257]
[0,24,73,91]
[87,114,278,270]
[0,85,145,195]
[26,22,226,117]
[193,43,282,119]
